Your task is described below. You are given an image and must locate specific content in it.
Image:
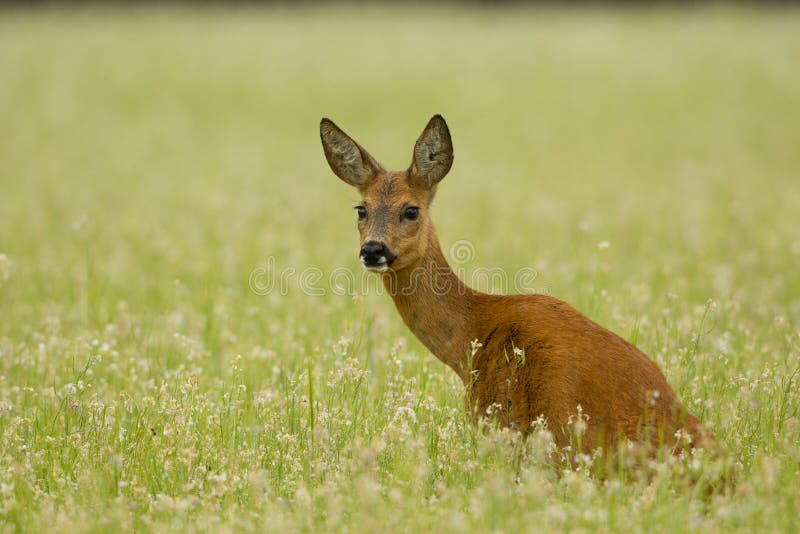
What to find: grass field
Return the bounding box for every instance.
[1,4,800,532]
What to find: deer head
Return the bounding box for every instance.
[320,115,454,272]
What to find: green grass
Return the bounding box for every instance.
[1,4,800,532]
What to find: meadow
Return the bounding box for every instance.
[1,4,799,532]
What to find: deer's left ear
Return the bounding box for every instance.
[410,115,453,188]
[320,118,384,189]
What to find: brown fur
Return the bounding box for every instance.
[320,115,715,454]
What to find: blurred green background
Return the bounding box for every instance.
[1,4,799,532]
[2,6,798,326]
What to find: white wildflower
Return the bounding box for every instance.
[71,214,88,232]
[470,338,483,357]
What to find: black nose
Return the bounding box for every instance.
[360,241,395,267]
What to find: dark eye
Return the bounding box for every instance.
[355,206,367,221]
[403,207,420,221]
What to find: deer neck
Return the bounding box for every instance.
[381,227,476,384]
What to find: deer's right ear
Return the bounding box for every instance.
[320,118,384,188]
[410,115,453,188]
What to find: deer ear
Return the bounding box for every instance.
[320,118,384,188]
[410,115,453,188]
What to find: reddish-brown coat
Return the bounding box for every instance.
[383,230,711,452]
[320,115,714,453]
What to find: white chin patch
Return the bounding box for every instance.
[361,256,390,272]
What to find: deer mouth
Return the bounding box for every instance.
[361,257,392,272]
[359,240,397,271]
[360,253,396,272]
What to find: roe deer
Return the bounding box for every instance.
[320,115,715,454]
